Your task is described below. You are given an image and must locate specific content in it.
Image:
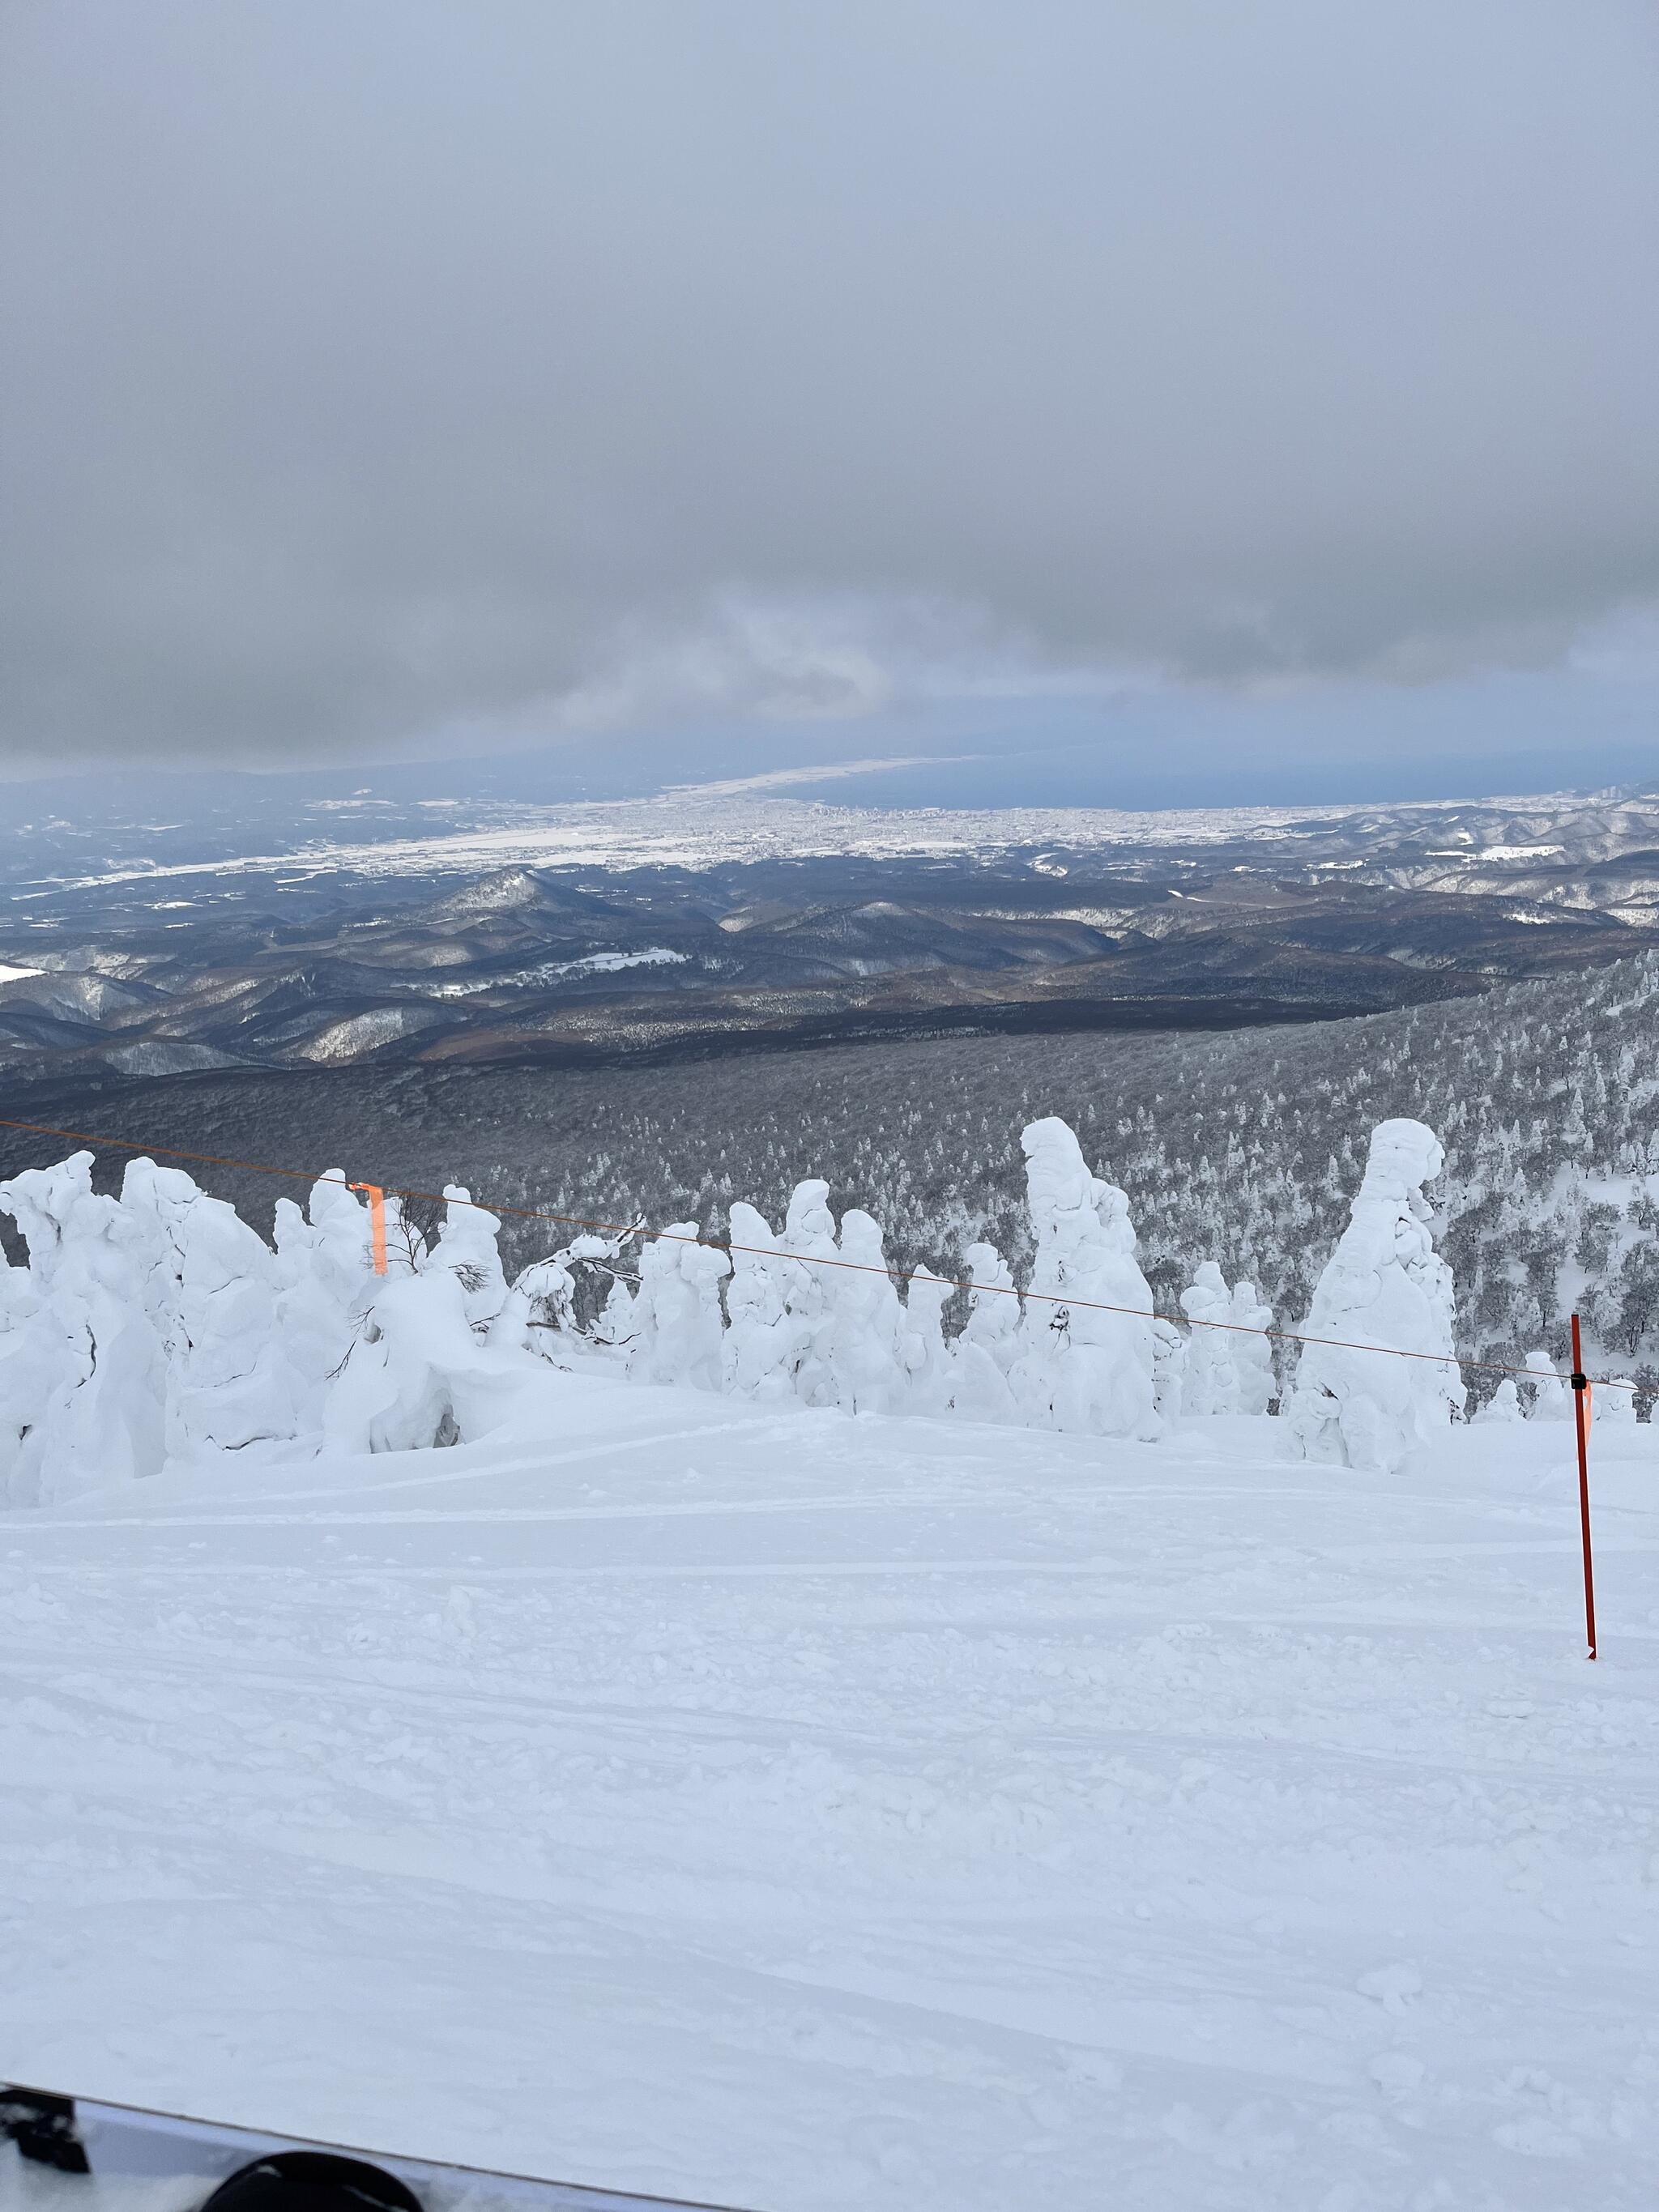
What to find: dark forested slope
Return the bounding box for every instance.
[2,948,1653,1396]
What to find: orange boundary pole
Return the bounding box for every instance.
[1569,1311,1597,1660]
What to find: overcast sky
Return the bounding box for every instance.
[2,1,1656,795]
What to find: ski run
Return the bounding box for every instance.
[2,1114,1657,2209]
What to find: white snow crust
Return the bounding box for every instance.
[3,1374,1657,2210]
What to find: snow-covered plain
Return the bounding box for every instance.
[45,782,1639,892]
[5,1369,1658,2211]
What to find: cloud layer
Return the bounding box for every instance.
[2,0,1657,765]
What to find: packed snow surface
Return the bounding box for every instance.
[4,1374,1658,2210]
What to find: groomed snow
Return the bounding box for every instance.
[4,1372,1657,2210]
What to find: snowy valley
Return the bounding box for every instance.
[7,781,1659,1081]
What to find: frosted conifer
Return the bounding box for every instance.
[1285,1119,1464,1473]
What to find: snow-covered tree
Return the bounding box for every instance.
[274,1171,377,1420]
[122,1158,304,1458]
[493,1221,638,1357]
[629,1223,730,1391]
[1151,1317,1185,1424]
[0,1151,167,1501]
[428,1185,508,1330]
[1597,1377,1637,1426]
[323,1270,472,1454]
[1285,1119,1465,1473]
[952,1240,1020,1423]
[1473,1377,1524,1423]
[898,1265,953,1414]
[1523,1349,1572,1421]
[823,1208,904,1414]
[1009,1117,1159,1439]
[589,1275,641,1357]
[0,1247,57,1504]
[723,1201,803,1401]
[1179,1261,1236,1416]
[491,1253,575,1356]
[781,1179,839,1408]
[1230,1279,1276,1416]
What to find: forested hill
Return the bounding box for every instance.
[1077,948,1659,1387]
[2,948,1655,1400]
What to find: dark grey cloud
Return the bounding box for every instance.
[2,0,1656,766]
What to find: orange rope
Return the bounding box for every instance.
[0,1111,1637,1392]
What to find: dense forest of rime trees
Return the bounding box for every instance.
[8,949,1657,1408]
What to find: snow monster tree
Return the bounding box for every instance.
[1286,1117,1464,1473]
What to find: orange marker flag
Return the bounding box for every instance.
[351,1183,389,1276]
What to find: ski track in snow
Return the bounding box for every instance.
[3,1386,1659,2211]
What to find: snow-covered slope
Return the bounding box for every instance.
[4,1369,1657,2210]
